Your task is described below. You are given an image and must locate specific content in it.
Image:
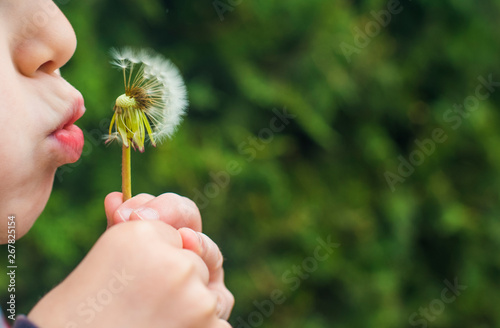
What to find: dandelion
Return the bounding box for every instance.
[106,48,188,201]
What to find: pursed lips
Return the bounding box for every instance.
[48,94,86,164]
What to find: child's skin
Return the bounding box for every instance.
[0,1,234,327]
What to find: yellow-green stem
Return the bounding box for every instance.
[122,144,132,202]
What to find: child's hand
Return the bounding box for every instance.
[28,193,234,327]
[104,192,234,320]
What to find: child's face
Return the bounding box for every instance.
[0,0,84,242]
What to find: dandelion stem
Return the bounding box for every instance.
[122,144,132,201]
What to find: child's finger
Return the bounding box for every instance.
[179,227,202,252]
[128,193,202,232]
[110,193,155,225]
[179,228,234,320]
[216,288,235,320]
[104,192,123,227]
[178,228,224,282]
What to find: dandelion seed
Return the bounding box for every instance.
[106,48,188,201]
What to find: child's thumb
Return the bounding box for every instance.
[104,192,123,228]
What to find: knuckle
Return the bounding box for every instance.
[195,291,218,319]
[215,287,234,320]
[135,192,152,198]
[182,196,199,212]
[174,199,202,230]
[201,235,224,270]
[213,248,224,271]
[159,192,182,201]
[224,288,235,309]
[170,254,198,282]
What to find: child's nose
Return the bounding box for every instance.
[13,1,77,76]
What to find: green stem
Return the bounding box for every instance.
[122,144,132,202]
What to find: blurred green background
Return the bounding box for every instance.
[3,0,500,327]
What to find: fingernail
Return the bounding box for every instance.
[118,208,133,222]
[196,231,205,254]
[135,207,159,221]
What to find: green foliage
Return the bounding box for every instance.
[2,0,500,326]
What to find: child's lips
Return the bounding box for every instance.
[52,125,84,163]
[49,96,86,164]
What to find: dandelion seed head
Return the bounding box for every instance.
[106,47,188,151]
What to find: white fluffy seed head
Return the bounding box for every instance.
[110,47,188,143]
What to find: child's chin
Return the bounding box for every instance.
[5,179,55,243]
[0,218,34,244]
[16,205,47,240]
